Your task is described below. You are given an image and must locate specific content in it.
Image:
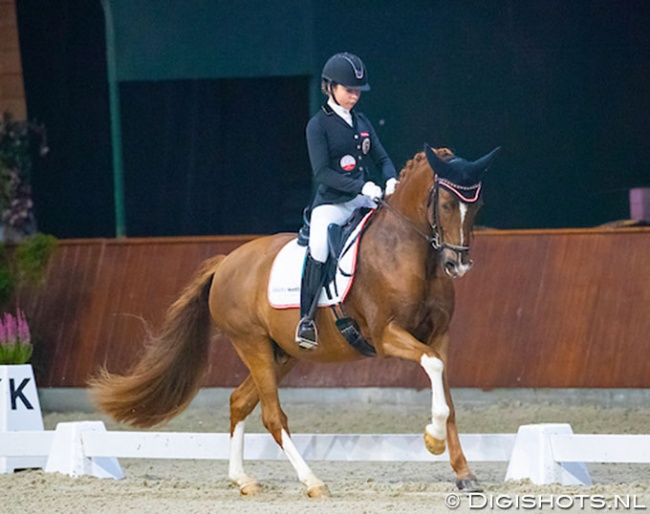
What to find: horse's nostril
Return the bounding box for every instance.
[444,261,458,276]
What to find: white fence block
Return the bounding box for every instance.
[44,421,123,479]
[505,423,592,486]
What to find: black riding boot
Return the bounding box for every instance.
[295,254,325,350]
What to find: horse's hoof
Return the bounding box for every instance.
[239,481,262,495]
[307,483,331,498]
[457,476,482,492]
[424,430,446,455]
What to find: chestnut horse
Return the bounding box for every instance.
[90,145,500,497]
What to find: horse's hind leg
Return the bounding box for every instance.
[228,355,297,495]
[229,375,262,495]
[230,339,329,498]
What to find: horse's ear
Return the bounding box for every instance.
[470,146,501,176]
[424,143,448,175]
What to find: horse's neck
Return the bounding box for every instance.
[382,172,434,241]
[364,203,439,280]
[361,169,444,281]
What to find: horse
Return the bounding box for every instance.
[89,144,500,498]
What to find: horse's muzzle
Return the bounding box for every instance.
[441,249,473,279]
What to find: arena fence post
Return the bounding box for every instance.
[505,423,591,485]
[44,421,123,479]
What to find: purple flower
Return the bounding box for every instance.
[17,310,31,345]
[4,313,17,344]
[0,317,6,347]
[0,311,31,346]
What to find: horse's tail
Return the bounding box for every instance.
[88,254,226,428]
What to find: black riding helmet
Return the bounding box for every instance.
[321,52,371,91]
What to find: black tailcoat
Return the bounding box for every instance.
[306,103,397,208]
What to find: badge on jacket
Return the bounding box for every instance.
[340,155,356,171]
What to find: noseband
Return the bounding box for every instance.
[378,177,473,265]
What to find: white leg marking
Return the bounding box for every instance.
[229,421,257,488]
[281,429,325,490]
[420,355,450,441]
[459,202,468,246]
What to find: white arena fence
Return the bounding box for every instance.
[1,422,649,485]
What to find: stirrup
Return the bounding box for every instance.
[295,317,318,350]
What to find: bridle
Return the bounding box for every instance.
[377,177,473,266]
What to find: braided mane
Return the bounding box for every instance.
[398,147,455,180]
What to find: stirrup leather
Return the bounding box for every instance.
[295,317,318,350]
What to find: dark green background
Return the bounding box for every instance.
[17,0,650,237]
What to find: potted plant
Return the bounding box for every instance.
[0,310,31,365]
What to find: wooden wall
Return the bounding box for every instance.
[22,228,650,389]
[0,0,26,118]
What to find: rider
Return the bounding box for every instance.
[295,52,399,350]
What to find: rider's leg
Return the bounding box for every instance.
[308,196,372,262]
[295,202,352,349]
[295,252,325,349]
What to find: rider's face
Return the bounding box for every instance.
[332,85,361,110]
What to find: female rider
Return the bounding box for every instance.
[296,52,398,350]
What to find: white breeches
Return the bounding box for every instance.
[309,195,376,263]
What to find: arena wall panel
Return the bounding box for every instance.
[22,229,650,389]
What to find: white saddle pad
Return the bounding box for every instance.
[268,211,373,309]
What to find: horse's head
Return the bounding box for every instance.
[423,145,500,278]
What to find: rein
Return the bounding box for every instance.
[376,197,434,245]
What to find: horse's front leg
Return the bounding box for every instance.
[435,333,481,491]
[443,372,481,491]
[381,322,450,455]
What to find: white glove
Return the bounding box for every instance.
[361,181,383,201]
[385,178,398,196]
